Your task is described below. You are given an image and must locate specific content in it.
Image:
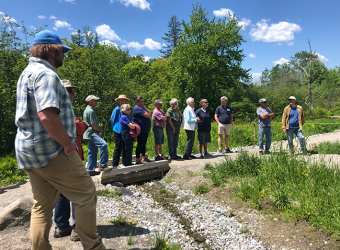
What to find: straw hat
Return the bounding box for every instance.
[115,95,130,102]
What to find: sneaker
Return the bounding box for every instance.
[161,154,169,159]
[88,171,101,176]
[54,226,72,238]
[183,155,192,160]
[98,166,114,172]
[171,155,181,160]
[199,154,204,158]
[259,151,264,155]
[190,155,197,159]
[204,152,212,157]
[218,150,223,154]
[224,148,233,153]
[70,229,80,242]
[155,155,165,161]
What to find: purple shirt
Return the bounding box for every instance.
[152,108,166,128]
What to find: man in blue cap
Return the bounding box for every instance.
[15,30,105,250]
[257,98,274,154]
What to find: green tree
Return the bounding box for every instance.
[171,4,250,110]
[159,15,182,58]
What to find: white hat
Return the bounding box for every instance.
[288,96,296,100]
[61,80,80,89]
[86,95,100,102]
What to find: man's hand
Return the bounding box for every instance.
[161,116,167,121]
[173,128,176,133]
[196,117,200,122]
[64,142,76,156]
[283,129,286,133]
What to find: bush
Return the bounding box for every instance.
[0,155,28,187]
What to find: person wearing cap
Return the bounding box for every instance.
[110,95,129,167]
[83,95,112,174]
[257,98,274,154]
[166,98,182,160]
[14,30,105,249]
[282,96,307,154]
[196,99,212,158]
[132,96,152,164]
[152,99,168,161]
[214,96,233,153]
[182,97,200,160]
[53,79,88,241]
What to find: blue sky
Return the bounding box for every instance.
[1,0,339,82]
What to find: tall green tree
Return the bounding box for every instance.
[159,15,182,58]
[171,4,250,110]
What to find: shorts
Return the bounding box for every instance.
[197,131,211,144]
[218,123,231,135]
[153,126,164,144]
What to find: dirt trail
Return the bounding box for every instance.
[1,130,340,250]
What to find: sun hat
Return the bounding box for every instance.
[86,95,100,102]
[33,30,72,53]
[288,96,296,100]
[154,99,163,105]
[115,95,130,102]
[61,80,80,89]
[259,98,267,103]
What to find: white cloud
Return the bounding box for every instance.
[124,38,161,50]
[143,56,151,62]
[95,24,121,41]
[64,0,76,2]
[112,0,151,10]
[238,18,251,30]
[287,42,294,46]
[30,26,37,30]
[144,38,161,50]
[252,72,262,80]
[38,15,46,19]
[50,15,57,19]
[272,57,289,65]
[250,19,301,42]
[99,40,118,48]
[315,53,329,62]
[213,8,234,18]
[0,12,5,15]
[249,53,255,58]
[2,15,16,22]
[54,20,74,30]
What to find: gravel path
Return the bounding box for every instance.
[1,130,340,249]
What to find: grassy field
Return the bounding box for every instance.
[310,141,340,154]
[204,152,340,236]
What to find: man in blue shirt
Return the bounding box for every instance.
[15,30,105,250]
[214,96,233,153]
[256,98,274,154]
[110,95,129,167]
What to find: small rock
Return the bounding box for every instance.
[110,182,124,187]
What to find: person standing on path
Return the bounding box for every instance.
[214,96,233,153]
[182,97,200,160]
[120,104,136,166]
[196,99,212,158]
[110,95,129,167]
[282,96,307,154]
[257,98,274,154]
[152,99,168,161]
[132,96,152,164]
[53,79,87,242]
[166,98,182,160]
[83,95,113,175]
[14,30,105,250]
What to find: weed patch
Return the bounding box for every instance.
[0,155,28,187]
[96,189,122,201]
[193,184,211,195]
[110,214,137,227]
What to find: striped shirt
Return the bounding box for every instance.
[15,57,76,169]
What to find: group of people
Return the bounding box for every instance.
[13,29,309,250]
[83,95,235,176]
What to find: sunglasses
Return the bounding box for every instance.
[203,102,209,104]
[126,108,131,111]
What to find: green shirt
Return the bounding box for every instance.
[166,107,182,127]
[83,105,99,140]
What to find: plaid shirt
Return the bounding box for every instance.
[15,57,76,169]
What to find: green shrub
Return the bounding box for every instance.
[193,184,211,194]
[0,155,28,187]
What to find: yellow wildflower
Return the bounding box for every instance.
[146,239,149,241]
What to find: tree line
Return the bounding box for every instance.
[1,4,339,155]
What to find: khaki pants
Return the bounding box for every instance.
[26,151,105,250]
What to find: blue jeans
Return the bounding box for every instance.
[121,129,133,166]
[87,134,108,172]
[286,128,306,153]
[54,193,76,232]
[258,126,272,152]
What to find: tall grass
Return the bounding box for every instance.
[0,155,28,187]
[310,141,340,154]
[204,152,340,235]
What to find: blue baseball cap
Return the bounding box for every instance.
[33,30,72,53]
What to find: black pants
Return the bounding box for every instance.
[185,130,195,157]
[136,133,148,158]
[112,131,125,166]
[166,123,180,157]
